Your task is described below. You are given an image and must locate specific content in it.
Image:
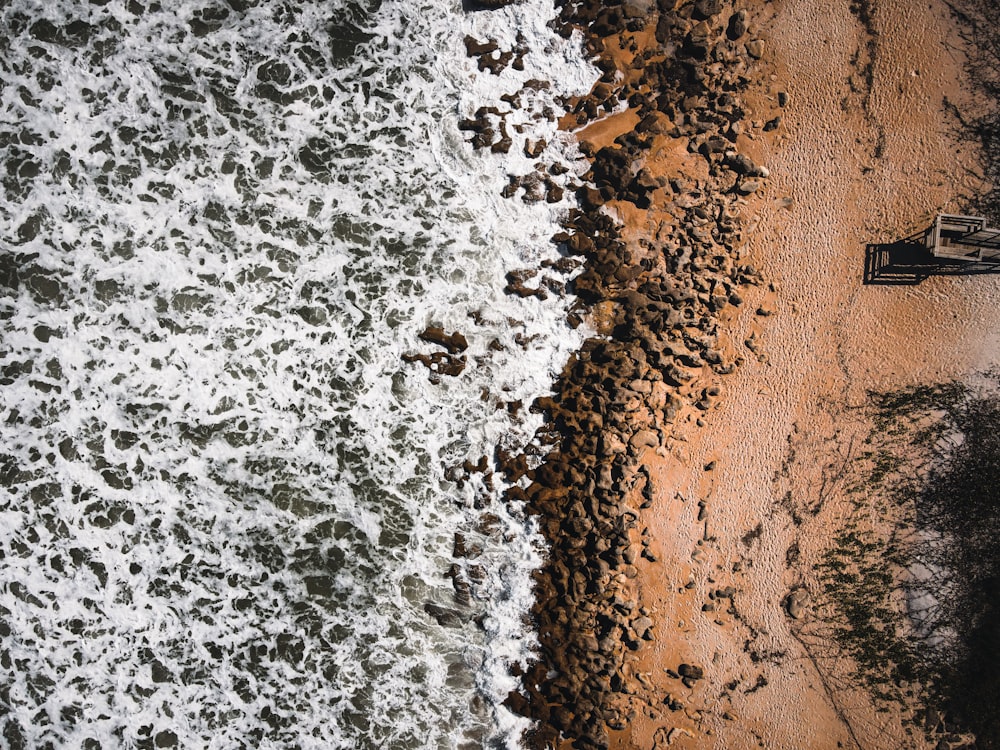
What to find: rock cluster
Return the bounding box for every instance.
[483,1,773,748]
[454,0,774,746]
[403,326,468,378]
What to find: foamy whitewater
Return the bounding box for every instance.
[0,1,596,746]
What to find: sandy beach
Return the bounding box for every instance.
[496,0,1000,747]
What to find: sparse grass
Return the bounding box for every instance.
[816,524,924,706]
[807,378,1000,747]
[945,0,1000,223]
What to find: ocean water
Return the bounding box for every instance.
[0,1,595,747]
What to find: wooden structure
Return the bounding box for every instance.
[927,214,1000,262]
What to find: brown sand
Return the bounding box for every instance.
[603,0,997,748]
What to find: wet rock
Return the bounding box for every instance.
[424,602,465,627]
[464,35,498,56]
[419,326,468,354]
[402,352,466,376]
[505,269,547,299]
[466,0,516,9]
[479,49,515,76]
[525,138,547,158]
[447,565,473,606]
[491,122,513,153]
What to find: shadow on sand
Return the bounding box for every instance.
[864,230,1000,285]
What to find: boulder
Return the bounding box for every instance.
[726,10,748,40]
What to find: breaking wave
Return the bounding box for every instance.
[0,0,595,746]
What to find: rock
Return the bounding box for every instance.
[419,326,468,354]
[479,49,514,76]
[724,152,761,176]
[632,615,654,639]
[629,429,659,453]
[452,574,472,606]
[402,352,466,376]
[682,21,714,59]
[472,127,495,150]
[693,0,723,19]
[491,123,513,153]
[763,116,782,132]
[623,0,655,17]
[699,136,728,156]
[663,694,684,711]
[637,112,671,135]
[424,602,465,627]
[466,0,515,9]
[746,39,765,59]
[785,588,809,619]
[525,138,547,158]
[678,663,704,680]
[464,35,498,56]
[505,269,547,299]
[578,186,606,210]
[655,13,673,44]
[591,6,626,37]
[736,179,761,194]
[726,10,748,40]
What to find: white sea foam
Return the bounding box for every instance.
[0,0,596,747]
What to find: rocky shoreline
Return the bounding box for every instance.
[452,0,1000,746]
[459,1,781,747]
